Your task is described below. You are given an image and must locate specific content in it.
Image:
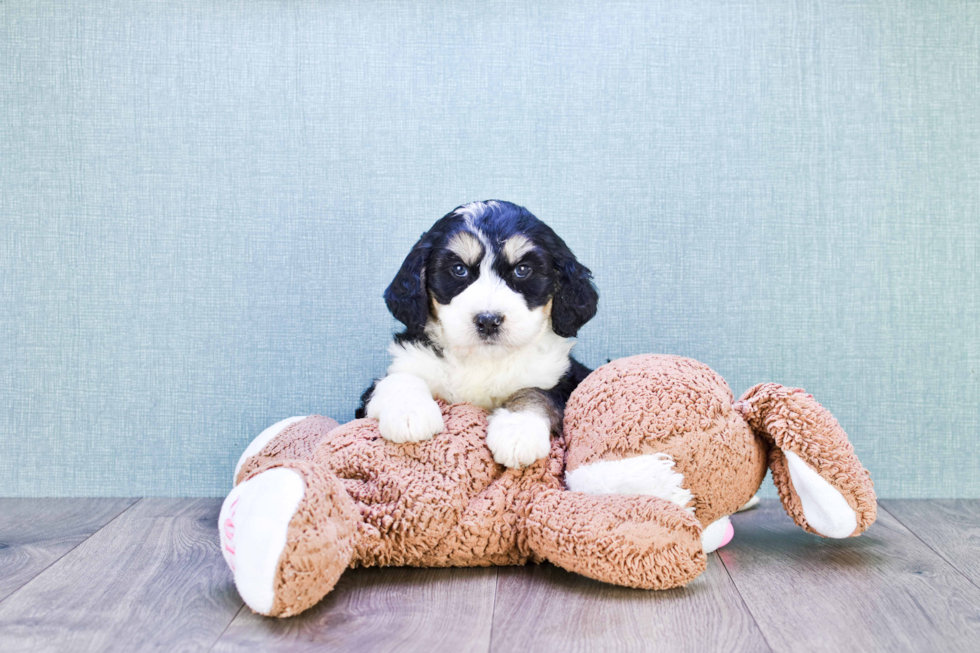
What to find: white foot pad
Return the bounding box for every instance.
[234,416,308,482]
[784,450,858,538]
[701,515,734,553]
[736,495,760,512]
[219,468,305,615]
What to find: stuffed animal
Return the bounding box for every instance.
[218,354,876,618]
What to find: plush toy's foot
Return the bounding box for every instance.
[736,495,760,512]
[564,454,736,553]
[220,468,304,615]
[735,384,877,538]
[701,516,734,553]
[219,461,359,617]
[527,490,707,589]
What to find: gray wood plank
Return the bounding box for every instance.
[882,500,980,589]
[0,498,243,653]
[0,498,137,602]
[720,500,980,653]
[211,565,497,653]
[489,558,771,653]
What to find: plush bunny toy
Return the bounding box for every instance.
[219,354,876,617]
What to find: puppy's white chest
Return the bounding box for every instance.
[388,337,573,410]
[439,355,559,409]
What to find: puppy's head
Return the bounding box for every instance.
[384,201,598,354]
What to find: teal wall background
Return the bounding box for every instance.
[1,1,977,498]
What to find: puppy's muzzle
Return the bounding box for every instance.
[474,312,504,339]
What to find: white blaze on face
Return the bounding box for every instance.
[433,244,548,355]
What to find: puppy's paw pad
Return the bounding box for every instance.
[378,397,444,443]
[487,409,551,469]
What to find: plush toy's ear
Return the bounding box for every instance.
[734,383,877,538]
[551,246,599,338]
[383,234,432,334]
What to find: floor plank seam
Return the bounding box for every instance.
[0,497,143,610]
[716,552,776,653]
[485,567,500,653]
[879,502,980,594]
[206,602,247,652]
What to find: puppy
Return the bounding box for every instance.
[355,200,599,469]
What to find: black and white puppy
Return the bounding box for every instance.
[355,200,598,469]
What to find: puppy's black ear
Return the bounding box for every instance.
[384,234,432,334]
[551,248,598,338]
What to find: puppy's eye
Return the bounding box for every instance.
[513,264,531,279]
[451,263,469,278]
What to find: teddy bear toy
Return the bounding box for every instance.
[218,354,876,617]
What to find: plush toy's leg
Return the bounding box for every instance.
[734,383,877,538]
[564,453,733,553]
[233,416,309,482]
[219,460,359,618]
[525,490,707,589]
[233,414,341,486]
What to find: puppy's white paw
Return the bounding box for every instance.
[486,408,551,469]
[377,396,445,443]
[367,373,444,443]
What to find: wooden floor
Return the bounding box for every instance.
[0,500,978,652]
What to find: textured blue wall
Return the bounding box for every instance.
[1,1,977,497]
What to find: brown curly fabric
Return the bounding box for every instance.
[299,402,568,568]
[230,354,876,618]
[235,415,340,486]
[734,383,877,536]
[236,400,711,617]
[318,402,511,566]
[525,489,706,589]
[563,354,767,526]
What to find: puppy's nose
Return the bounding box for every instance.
[474,312,504,338]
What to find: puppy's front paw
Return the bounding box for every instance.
[367,373,445,443]
[376,396,444,443]
[486,408,551,469]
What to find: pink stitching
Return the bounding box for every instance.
[223,497,239,571]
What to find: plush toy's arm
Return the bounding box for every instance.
[525,489,706,589]
[734,383,877,538]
